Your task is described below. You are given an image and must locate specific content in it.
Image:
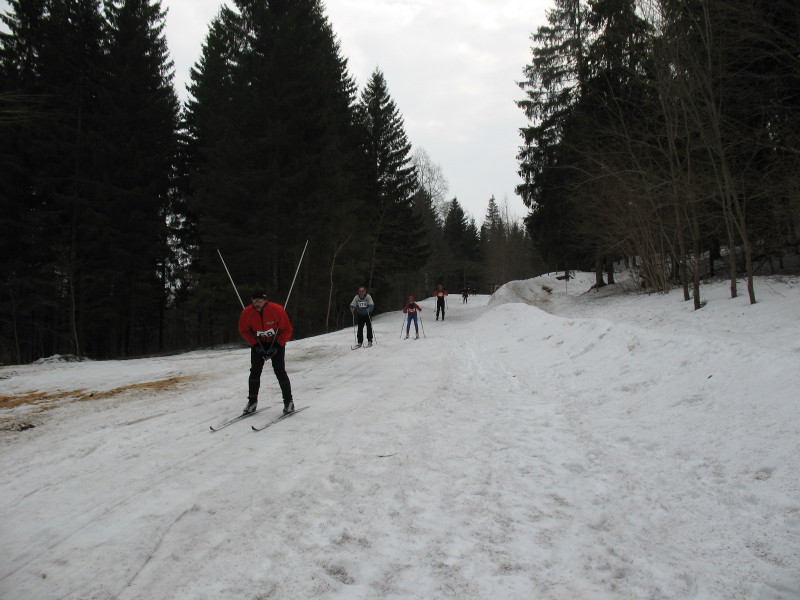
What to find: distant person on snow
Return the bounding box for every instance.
[403,296,422,339]
[434,284,448,320]
[462,287,469,304]
[349,286,375,347]
[238,288,294,416]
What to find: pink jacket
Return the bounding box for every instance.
[403,302,422,315]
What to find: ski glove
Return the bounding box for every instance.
[256,346,277,359]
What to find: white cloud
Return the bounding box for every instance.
[0,0,549,221]
[322,0,549,218]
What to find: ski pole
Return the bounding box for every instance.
[218,249,272,356]
[352,310,358,346]
[419,313,426,338]
[367,311,377,345]
[284,238,309,311]
[400,314,406,338]
[218,249,246,309]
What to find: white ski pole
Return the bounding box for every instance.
[284,238,309,311]
[217,249,245,309]
[367,311,377,345]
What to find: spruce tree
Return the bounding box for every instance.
[91,0,180,356]
[356,68,427,296]
[0,0,49,363]
[578,0,653,285]
[441,198,479,288]
[0,0,108,362]
[184,0,364,341]
[480,195,505,287]
[480,195,503,242]
[517,0,591,272]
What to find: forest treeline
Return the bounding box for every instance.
[517,0,800,307]
[0,0,539,364]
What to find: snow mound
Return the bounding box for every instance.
[32,354,87,364]
[487,271,624,311]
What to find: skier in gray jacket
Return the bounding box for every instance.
[349,286,375,347]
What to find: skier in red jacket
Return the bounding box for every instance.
[238,288,294,415]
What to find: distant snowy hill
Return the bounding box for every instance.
[1,272,798,599]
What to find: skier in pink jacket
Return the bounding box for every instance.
[402,296,422,339]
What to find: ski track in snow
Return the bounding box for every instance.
[1,273,799,599]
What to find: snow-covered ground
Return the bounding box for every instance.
[1,272,798,600]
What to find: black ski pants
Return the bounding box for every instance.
[436,298,445,320]
[249,344,292,402]
[356,313,373,344]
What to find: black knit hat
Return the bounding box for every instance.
[251,288,268,300]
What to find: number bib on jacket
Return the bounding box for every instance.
[257,328,276,342]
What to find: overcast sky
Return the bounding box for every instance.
[1,0,552,222]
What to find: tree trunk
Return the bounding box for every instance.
[674,201,690,301]
[691,204,702,310]
[606,257,615,285]
[594,256,605,288]
[726,212,738,299]
[326,234,352,331]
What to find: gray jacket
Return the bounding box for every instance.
[350,293,374,316]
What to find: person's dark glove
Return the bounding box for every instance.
[256,346,277,359]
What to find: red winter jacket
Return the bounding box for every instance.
[403,302,422,315]
[238,302,293,348]
[434,290,448,298]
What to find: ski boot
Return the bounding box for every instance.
[243,397,258,415]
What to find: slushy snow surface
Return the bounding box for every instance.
[1,273,799,599]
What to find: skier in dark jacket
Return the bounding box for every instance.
[434,284,448,320]
[349,286,375,347]
[238,288,294,415]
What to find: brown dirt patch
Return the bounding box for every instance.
[0,375,196,413]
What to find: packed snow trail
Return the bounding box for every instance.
[1,274,798,599]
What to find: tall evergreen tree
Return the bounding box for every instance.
[0,0,108,362]
[355,68,427,296]
[480,195,503,242]
[441,198,479,288]
[0,0,49,363]
[578,0,654,285]
[480,195,506,287]
[96,0,181,356]
[180,6,244,345]
[479,196,542,290]
[1,0,182,361]
[517,0,592,272]
[184,0,364,341]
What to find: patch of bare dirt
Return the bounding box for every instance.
[0,375,197,413]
